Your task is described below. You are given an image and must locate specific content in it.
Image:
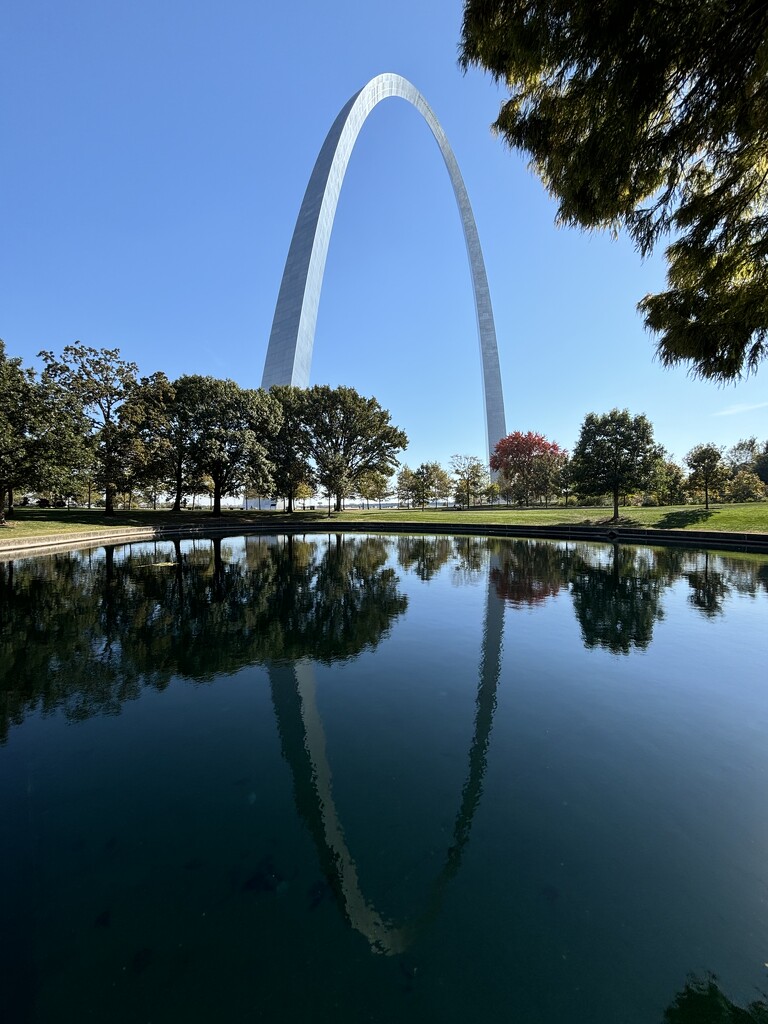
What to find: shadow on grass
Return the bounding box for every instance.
[656,507,715,530]
[588,515,643,528]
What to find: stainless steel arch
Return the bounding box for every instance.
[261,72,507,461]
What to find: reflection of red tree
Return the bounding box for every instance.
[491,564,561,606]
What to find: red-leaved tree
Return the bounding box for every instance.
[491,431,566,507]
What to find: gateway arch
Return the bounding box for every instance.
[261,72,507,461]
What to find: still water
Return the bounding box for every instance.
[1,533,767,1023]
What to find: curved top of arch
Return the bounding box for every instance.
[261,72,507,461]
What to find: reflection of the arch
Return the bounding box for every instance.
[268,551,504,955]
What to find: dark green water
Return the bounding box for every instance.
[1,533,767,1023]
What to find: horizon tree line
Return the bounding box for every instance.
[0,341,407,521]
[2,340,767,520]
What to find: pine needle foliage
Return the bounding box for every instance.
[460,0,768,379]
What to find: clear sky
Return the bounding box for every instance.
[2,0,766,470]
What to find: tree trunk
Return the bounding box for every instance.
[704,482,710,510]
[172,467,183,513]
[212,537,224,600]
[287,492,294,513]
[612,487,620,522]
[173,538,184,604]
[334,493,342,512]
[213,485,222,517]
[105,483,116,516]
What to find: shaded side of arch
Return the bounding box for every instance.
[260,72,507,461]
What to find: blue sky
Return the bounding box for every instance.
[2,0,766,471]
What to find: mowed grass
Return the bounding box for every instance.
[2,501,768,540]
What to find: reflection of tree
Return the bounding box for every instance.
[684,552,731,617]
[269,549,505,955]
[663,973,768,1023]
[0,534,407,741]
[569,544,666,654]
[451,536,487,585]
[3,535,767,738]
[490,538,570,606]
[396,535,453,581]
[274,534,406,662]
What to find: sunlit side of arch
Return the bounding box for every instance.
[261,72,507,462]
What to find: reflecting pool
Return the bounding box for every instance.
[1,533,767,1022]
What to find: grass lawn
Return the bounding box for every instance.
[2,502,768,541]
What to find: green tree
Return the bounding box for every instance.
[450,454,489,508]
[165,375,208,513]
[34,370,94,506]
[460,0,768,381]
[396,465,416,508]
[267,386,314,512]
[649,457,688,506]
[725,437,760,476]
[185,379,282,516]
[411,461,451,508]
[357,469,391,509]
[535,448,567,507]
[571,409,661,521]
[684,443,729,510]
[303,386,407,512]
[432,463,453,506]
[484,481,501,505]
[39,344,139,515]
[559,454,574,506]
[727,469,767,503]
[755,442,768,486]
[294,480,316,510]
[0,344,89,513]
[118,372,176,508]
[0,341,40,520]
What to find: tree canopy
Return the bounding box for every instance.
[0,340,38,520]
[450,454,489,507]
[302,385,408,512]
[40,344,140,515]
[684,443,729,510]
[491,430,565,506]
[460,0,768,381]
[183,378,282,516]
[571,409,661,520]
[267,386,315,513]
